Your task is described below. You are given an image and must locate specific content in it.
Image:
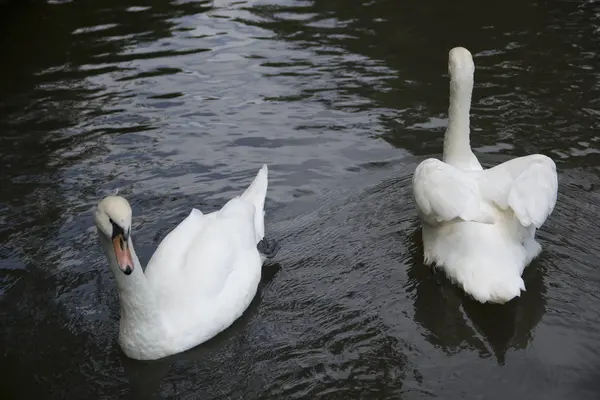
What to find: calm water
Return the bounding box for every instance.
[1,0,599,398]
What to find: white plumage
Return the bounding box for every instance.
[412,47,558,304]
[95,165,271,360]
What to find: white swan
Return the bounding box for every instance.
[95,165,279,360]
[412,47,558,304]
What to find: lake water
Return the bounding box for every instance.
[1,0,599,398]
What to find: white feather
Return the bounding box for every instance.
[413,158,495,225]
[480,154,558,228]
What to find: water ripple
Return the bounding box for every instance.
[1,0,600,398]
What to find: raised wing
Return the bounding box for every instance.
[413,158,495,225]
[480,154,558,228]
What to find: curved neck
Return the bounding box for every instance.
[99,233,161,327]
[443,76,478,168]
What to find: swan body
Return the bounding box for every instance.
[412,47,558,304]
[95,165,275,360]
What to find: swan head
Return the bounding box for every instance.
[95,196,134,276]
[448,47,474,81]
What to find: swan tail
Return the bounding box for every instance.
[240,164,268,242]
[446,259,526,304]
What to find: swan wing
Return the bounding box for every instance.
[413,158,494,224]
[144,207,208,278]
[480,154,558,228]
[144,165,268,294]
[179,197,259,297]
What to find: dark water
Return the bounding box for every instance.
[1,0,599,398]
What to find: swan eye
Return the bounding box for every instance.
[109,217,127,240]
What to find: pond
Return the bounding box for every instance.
[0,0,599,398]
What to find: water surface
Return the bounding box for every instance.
[1,0,599,398]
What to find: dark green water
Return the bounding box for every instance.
[1,0,599,398]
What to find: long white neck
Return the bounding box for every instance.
[443,73,480,170]
[99,233,163,335]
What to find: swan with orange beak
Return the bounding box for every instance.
[94,165,279,360]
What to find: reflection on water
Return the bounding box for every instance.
[405,220,548,366]
[1,0,599,398]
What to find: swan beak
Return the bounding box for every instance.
[112,234,134,275]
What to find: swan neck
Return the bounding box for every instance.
[444,76,474,164]
[99,233,160,326]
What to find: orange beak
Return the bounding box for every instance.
[112,233,134,275]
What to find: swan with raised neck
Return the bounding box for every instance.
[411,47,558,304]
